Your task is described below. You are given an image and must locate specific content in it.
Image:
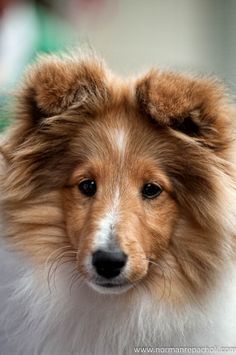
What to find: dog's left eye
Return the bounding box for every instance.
[78,179,97,197]
[142,183,163,199]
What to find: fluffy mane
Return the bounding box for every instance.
[0,53,236,354]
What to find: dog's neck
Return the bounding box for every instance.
[1,244,236,355]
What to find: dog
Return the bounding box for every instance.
[0,53,236,355]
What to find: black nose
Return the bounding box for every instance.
[92,250,127,279]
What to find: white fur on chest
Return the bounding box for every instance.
[0,247,236,355]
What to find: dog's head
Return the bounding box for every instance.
[2,54,236,301]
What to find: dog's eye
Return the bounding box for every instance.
[142,183,163,199]
[78,179,97,197]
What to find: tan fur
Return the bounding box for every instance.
[1,53,236,308]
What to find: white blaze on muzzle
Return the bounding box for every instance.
[93,189,121,250]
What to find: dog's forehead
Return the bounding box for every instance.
[69,113,172,191]
[76,109,160,159]
[104,126,128,157]
[67,111,175,192]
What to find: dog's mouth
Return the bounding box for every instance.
[87,279,133,295]
[97,282,121,288]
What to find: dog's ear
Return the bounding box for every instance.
[2,55,111,199]
[136,70,233,152]
[18,54,110,124]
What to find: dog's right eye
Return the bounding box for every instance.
[142,182,163,199]
[78,179,97,197]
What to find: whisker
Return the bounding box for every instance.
[45,246,78,292]
[50,254,76,290]
[146,258,172,301]
[69,270,84,295]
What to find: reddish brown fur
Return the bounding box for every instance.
[1,53,236,306]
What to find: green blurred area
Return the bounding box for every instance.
[0,96,11,133]
[0,2,76,133]
[0,120,9,132]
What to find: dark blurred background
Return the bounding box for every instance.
[0,0,235,131]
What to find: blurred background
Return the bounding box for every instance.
[0,0,235,131]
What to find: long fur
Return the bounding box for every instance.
[0,53,236,355]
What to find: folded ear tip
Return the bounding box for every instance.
[135,69,233,152]
[136,70,224,120]
[18,54,108,121]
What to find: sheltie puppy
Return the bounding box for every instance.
[0,53,236,355]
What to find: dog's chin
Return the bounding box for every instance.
[87,281,133,295]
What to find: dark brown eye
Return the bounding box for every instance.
[142,183,163,199]
[78,179,97,197]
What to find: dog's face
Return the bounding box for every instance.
[62,112,178,293]
[2,55,236,300]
